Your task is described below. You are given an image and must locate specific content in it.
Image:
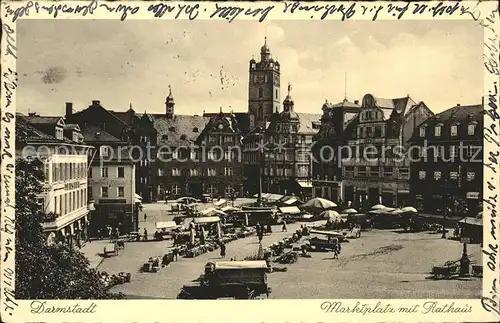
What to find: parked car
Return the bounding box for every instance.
[199,194,213,203]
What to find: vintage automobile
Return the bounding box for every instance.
[307,230,346,251]
[177,261,271,299]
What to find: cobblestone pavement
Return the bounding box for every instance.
[99,223,301,298]
[84,202,482,299]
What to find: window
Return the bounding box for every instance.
[449,172,458,180]
[450,145,457,158]
[358,167,367,177]
[100,145,110,157]
[258,105,263,119]
[117,167,125,178]
[258,87,263,98]
[209,135,217,143]
[161,135,169,141]
[468,124,476,135]
[467,172,475,181]
[207,185,217,196]
[207,168,217,176]
[118,186,125,197]
[101,186,109,197]
[224,136,233,143]
[275,89,278,99]
[264,75,268,83]
[383,167,393,178]
[434,126,441,137]
[190,168,199,177]
[158,169,164,176]
[101,167,108,178]
[418,171,426,179]
[399,168,409,178]
[433,171,441,180]
[172,168,180,176]
[172,184,181,195]
[224,167,233,176]
[225,185,233,196]
[434,147,442,158]
[451,125,458,136]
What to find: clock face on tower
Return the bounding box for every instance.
[218,124,224,130]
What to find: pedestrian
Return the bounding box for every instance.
[260,223,266,235]
[172,247,179,261]
[255,223,261,236]
[143,228,148,241]
[144,213,147,221]
[220,242,226,258]
[332,241,339,259]
[258,230,263,243]
[267,222,272,234]
[282,220,287,232]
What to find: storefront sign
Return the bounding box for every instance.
[466,192,480,199]
[64,181,82,190]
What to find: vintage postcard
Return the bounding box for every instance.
[1,1,499,322]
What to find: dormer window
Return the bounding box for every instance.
[434,125,442,137]
[419,127,426,138]
[180,134,187,140]
[450,125,457,136]
[193,127,199,133]
[100,146,110,158]
[161,135,168,141]
[468,124,476,135]
[55,127,64,140]
[169,127,176,132]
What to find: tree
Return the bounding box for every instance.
[15,158,123,299]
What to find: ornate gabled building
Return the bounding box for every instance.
[341,94,434,208]
[193,109,245,198]
[243,83,321,197]
[312,98,361,202]
[409,102,484,215]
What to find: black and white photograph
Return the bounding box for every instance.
[2,1,499,320]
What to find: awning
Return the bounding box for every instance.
[221,206,238,212]
[283,197,298,205]
[214,199,227,206]
[297,180,312,188]
[302,213,314,219]
[267,194,284,202]
[193,216,221,224]
[279,206,301,214]
[156,221,177,230]
[466,192,480,199]
[134,194,142,203]
[397,190,410,194]
[458,217,483,227]
[200,208,216,216]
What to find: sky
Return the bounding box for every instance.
[18,19,483,117]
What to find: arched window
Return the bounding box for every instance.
[172,184,181,196]
[259,88,263,98]
[258,105,263,118]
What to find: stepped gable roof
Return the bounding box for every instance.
[151,114,210,146]
[366,95,417,120]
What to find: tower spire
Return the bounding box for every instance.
[288,81,292,96]
[129,102,133,110]
[344,72,347,101]
[168,84,172,96]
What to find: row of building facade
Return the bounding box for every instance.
[17,39,484,245]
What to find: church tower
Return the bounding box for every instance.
[248,37,281,128]
[165,84,175,119]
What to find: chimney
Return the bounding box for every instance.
[65,102,73,119]
[457,103,461,107]
[354,100,359,105]
[92,100,100,106]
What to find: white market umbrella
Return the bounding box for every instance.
[401,206,418,214]
[301,198,337,210]
[342,208,358,214]
[320,210,340,220]
[476,211,483,218]
[391,208,404,214]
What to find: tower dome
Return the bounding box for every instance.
[166,84,174,104]
[260,37,272,61]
